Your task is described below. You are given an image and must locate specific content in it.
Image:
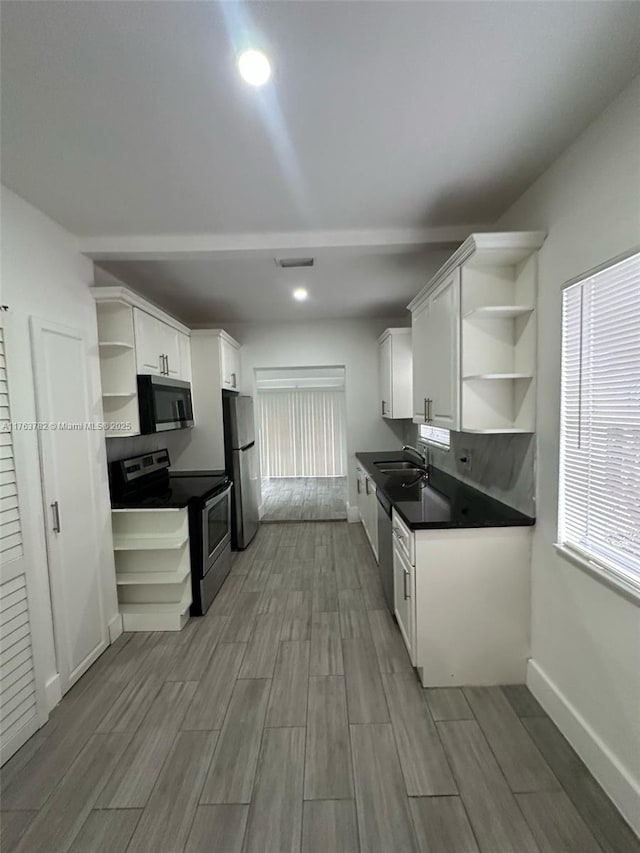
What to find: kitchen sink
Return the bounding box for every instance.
[375,460,423,472]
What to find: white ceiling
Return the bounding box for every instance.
[2,1,639,237]
[2,1,639,322]
[95,248,452,324]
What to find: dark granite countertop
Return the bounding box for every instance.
[355,451,535,531]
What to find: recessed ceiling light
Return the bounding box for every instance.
[237,50,271,87]
[293,288,308,302]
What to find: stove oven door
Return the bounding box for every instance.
[197,484,232,613]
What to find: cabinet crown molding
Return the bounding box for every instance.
[377,327,411,344]
[91,285,191,336]
[190,328,240,348]
[407,231,546,312]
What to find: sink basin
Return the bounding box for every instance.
[375,460,423,472]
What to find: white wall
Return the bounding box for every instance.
[225,318,409,513]
[495,75,640,831]
[1,186,120,711]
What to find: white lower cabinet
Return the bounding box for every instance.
[358,470,378,562]
[392,509,531,686]
[393,539,415,665]
[356,465,379,562]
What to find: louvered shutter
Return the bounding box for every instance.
[0,323,41,762]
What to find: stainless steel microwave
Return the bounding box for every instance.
[137,375,194,433]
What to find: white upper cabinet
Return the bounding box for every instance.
[219,334,241,391]
[411,271,460,430]
[93,286,193,436]
[133,308,162,374]
[409,232,545,433]
[133,308,190,381]
[378,328,412,419]
[161,322,183,379]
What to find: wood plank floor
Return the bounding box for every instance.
[2,521,638,853]
[261,477,347,521]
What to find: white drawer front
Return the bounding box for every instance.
[392,509,415,566]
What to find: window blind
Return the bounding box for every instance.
[558,250,640,595]
[419,424,451,450]
[258,389,347,478]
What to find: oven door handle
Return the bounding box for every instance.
[204,483,232,510]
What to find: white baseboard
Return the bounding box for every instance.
[108,612,123,643]
[346,504,360,523]
[44,673,61,713]
[527,659,640,837]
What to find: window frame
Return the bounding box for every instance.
[556,246,640,603]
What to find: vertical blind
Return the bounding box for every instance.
[559,250,640,595]
[258,389,347,477]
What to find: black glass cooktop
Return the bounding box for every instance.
[111,471,228,510]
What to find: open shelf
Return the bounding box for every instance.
[119,593,191,632]
[99,341,134,351]
[96,300,140,436]
[113,534,188,551]
[119,592,190,614]
[463,305,534,319]
[111,507,192,631]
[116,567,191,585]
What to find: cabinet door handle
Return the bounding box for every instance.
[381,400,386,416]
[166,355,170,374]
[357,478,361,494]
[365,478,370,495]
[426,397,433,423]
[231,372,237,388]
[423,397,428,422]
[51,501,61,533]
[403,566,410,600]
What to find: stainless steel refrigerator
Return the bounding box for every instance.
[222,392,260,549]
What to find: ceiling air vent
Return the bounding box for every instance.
[276,257,315,269]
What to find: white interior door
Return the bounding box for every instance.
[30,318,107,694]
[0,317,48,764]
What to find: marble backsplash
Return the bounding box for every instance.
[404,424,535,517]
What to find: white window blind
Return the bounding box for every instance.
[558,250,640,596]
[419,424,451,450]
[258,389,347,478]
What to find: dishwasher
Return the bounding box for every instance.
[376,488,394,612]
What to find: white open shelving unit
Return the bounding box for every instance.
[460,244,538,433]
[111,508,192,631]
[96,300,140,436]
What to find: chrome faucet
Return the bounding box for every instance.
[402,444,429,468]
[401,444,430,489]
